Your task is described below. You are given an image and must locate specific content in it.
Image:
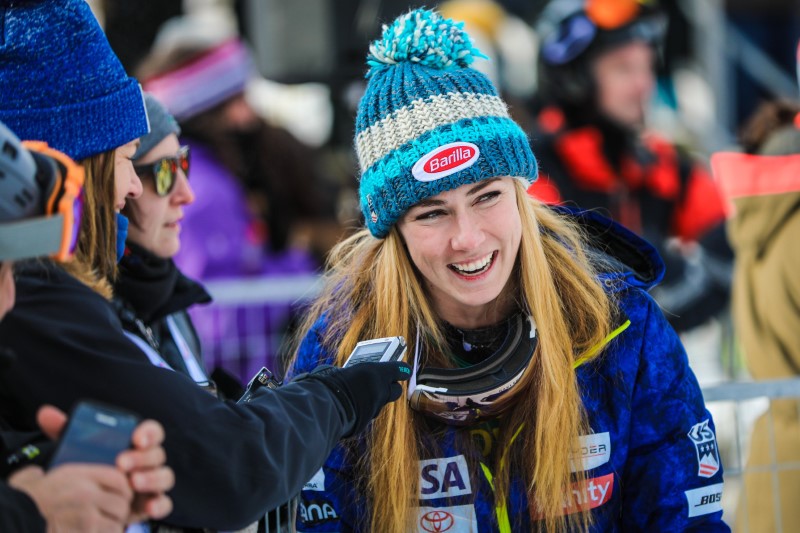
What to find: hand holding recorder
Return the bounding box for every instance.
[294,336,410,437]
[243,337,410,438]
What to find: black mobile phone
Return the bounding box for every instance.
[48,400,140,469]
[343,336,407,368]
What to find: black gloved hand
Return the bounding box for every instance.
[296,362,411,438]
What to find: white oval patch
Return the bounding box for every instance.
[411,142,480,182]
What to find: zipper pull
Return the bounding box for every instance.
[135,318,159,350]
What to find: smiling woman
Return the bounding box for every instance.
[287,7,730,533]
[397,178,522,329]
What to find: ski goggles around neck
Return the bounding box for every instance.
[408,314,538,426]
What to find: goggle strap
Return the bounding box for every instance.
[408,327,421,401]
[414,384,449,394]
[54,192,75,261]
[18,141,85,262]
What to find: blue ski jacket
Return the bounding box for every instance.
[290,208,730,532]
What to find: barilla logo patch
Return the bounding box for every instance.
[685,483,724,518]
[417,505,478,532]
[688,420,720,478]
[412,142,480,182]
[570,432,611,472]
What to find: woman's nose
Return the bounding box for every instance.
[128,170,143,199]
[450,211,484,251]
[172,171,195,205]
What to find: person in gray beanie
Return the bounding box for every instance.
[113,93,213,396]
[0,2,411,530]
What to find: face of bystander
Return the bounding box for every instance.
[128,135,194,258]
[592,40,656,130]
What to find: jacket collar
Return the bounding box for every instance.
[552,205,665,291]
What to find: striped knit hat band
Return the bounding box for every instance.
[355,8,538,238]
[143,39,254,122]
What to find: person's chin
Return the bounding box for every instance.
[165,242,180,259]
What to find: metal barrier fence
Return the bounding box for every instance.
[702,377,800,532]
[192,275,323,384]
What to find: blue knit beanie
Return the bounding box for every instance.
[355,8,538,238]
[0,0,149,162]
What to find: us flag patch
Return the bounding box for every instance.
[687,420,720,478]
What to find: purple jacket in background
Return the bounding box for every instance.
[174,141,318,383]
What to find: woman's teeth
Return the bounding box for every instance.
[451,253,493,275]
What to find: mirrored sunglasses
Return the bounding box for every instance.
[133,145,190,197]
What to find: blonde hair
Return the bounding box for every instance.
[60,150,118,299]
[290,181,614,532]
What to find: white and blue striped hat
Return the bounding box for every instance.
[355,8,538,238]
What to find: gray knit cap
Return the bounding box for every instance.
[133,94,182,161]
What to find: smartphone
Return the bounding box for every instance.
[49,400,140,469]
[343,336,407,368]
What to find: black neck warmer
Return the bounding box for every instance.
[442,314,517,367]
[114,241,211,323]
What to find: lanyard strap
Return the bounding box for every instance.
[165,315,208,382]
[573,319,631,368]
[478,320,630,529]
[124,324,208,384]
[478,424,525,533]
[125,330,174,370]
[479,463,512,533]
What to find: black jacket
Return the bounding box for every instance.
[0,483,44,532]
[0,422,47,532]
[0,349,46,531]
[0,260,352,530]
[113,243,213,391]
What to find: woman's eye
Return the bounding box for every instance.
[415,209,445,221]
[477,191,501,203]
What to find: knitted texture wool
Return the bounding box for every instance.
[355,8,538,238]
[0,0,148,162]
[133,94,181,161]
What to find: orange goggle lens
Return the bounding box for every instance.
[585,0,648,30]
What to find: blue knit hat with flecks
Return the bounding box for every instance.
[0,0,149,162]
[355,8,538,238]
